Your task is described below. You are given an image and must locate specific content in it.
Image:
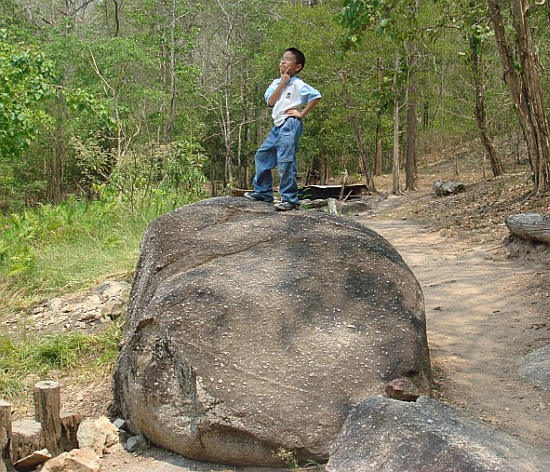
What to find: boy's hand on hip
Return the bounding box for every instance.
[285,109,303,119]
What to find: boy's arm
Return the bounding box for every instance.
[267,68,291,107]
[286,98,321,119]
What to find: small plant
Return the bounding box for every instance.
[275,447,299,470]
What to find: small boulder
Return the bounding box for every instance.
[77,416,119,456]
[326,396,550,472]
[125,434,147,452]
[112,418,126,430]
[41,448,100,472]
[519,344,550,391]
[11,419,42,462]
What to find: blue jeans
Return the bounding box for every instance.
[253,117,303,204]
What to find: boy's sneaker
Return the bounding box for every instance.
[243,192,273,203]
[274,201,299,211]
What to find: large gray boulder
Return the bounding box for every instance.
[327,396,550,472]
[112,197,430,466]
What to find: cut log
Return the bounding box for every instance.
[0,400,12,472]
[505,213,550,245]
[33,382,61,456]
[11,420,41,463]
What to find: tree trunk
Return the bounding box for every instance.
[469,36,504,177]
[112,0,120,37]
[163,0,177,142]
[392,51,402,195]
[422,102,429,127]
[236,70,249,188]
[337,69,375,191]
[511,0,550,192]
[375,112,383,176]
[405,45,418,191]
[50,136,64,202]
[487,0,550,192]
[375,58,383,176]
[49,92,66,203]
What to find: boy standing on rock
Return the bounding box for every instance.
[245,48,321,211]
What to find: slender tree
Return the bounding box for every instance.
[338,69,376,191]
[468,26,503,177]
[404,42,418,190]
[487,0,550,192]
[391,50,402,194]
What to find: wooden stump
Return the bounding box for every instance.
[59,412,83,452]
[11,420,42,463]
[33,382,62,456]
[505,213,550,245]
[0,400,13,472]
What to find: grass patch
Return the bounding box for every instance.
[0,188,207,315]
[0,319,123,398]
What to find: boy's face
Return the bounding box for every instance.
[279,51,303,76]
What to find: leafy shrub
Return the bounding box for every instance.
[0,137,207,293]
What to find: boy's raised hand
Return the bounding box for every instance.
[280,66,291,83]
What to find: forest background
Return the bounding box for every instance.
[1,0,550,396]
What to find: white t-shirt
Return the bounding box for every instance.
[264,76,322,127]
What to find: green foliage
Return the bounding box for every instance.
[0,174,206,299]
[0,320,123,398]
[338,0,419,50]
[71,136,208,211]
[0,30,55,159]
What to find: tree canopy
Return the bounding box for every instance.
[1,0,550,209]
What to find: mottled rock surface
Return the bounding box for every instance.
[77,416,119,456]
[112,197,430,466]
[519,344,550,391]
[327,396,550,472]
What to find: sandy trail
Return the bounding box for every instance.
[360,217,550,449]
[98,214,550,471]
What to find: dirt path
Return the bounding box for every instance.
[359,215,550,450]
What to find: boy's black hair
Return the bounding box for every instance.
[285,47,306,69]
